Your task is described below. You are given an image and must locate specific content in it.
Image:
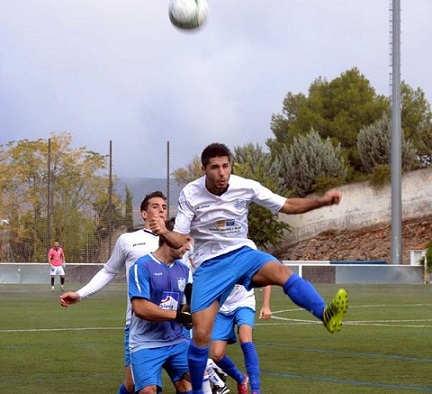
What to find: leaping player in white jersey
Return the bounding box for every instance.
[60,191,168,394]
[149,143,349,394]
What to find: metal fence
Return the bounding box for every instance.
[0,262,424,285]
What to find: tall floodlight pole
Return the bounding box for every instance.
[108,140,113,256]
[167,141,170,214]
[47,138,52,250]
[391,0,402,264]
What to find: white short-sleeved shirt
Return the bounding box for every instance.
[77,229,159,325]
[174,174,286,268]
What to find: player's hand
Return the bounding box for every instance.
[149,217,167,236]
[259,306,272,320]
[60,292,80,308]
[175,311,193,329]
[323,189,342,206]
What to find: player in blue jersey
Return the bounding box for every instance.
[149,143,349,394]
[60,191,168,394]
[128,218,193,393]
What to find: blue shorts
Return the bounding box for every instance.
[124,325,130,367]
[130,341,190,392]
[191,246,278,313]
[211,307,255,344]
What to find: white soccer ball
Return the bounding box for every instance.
[169,0,209,31]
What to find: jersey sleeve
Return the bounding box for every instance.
[76,267,117,300]
[76,235,126,300]
[251,180,286,213]
[128,259,151,301]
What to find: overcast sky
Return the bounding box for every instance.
[1,0,431,178]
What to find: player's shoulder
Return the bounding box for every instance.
[182,176,205,195]
[173,259,190,271]
[230,174,259,186]
[133,253,154,269]
[118,228,157,243]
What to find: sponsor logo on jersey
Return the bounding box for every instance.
[160,291,180,310]
[132,242,147,247]
[234,199,247,210]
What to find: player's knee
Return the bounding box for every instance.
[139,386,157,394]
[210,351,224,362]
[175,373,192,391]
[192,328,211,346]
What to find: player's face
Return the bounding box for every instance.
[142,197,168,225]
[203,156,232,195]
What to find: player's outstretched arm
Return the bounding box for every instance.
[60,292,80,307]
[280,189,342,215]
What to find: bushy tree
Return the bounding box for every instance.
[268,68,389,171]
[401,82,432,140]
[0,132,122,262]
[357,114,417,173]
[172,155,202,185]
[277,130,347,197]
[414,122,432,166]
[124,186,134,231]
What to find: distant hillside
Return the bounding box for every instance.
[117,177,184,225]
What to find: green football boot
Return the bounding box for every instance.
[323,288,349,333]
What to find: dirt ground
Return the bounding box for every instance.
[275,215,432,264]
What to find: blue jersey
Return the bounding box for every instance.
[128,253,191,353]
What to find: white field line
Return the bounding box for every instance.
[2,304,431,333]
[262,315,432,329]
[260,304,432,328]
[0,327,123,333]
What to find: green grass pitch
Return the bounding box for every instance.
[0,283,431,393]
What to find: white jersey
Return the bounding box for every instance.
[76,228,159,325]
[174,174,286,268]
[219,284,255,314]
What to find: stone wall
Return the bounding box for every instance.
[280,167,432,245]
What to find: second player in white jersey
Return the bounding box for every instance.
[60,191,168,394]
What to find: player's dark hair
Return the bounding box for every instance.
[159,218,176,246]
[140,191,167,212]
[201,143,232,168]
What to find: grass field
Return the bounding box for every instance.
[0,283,431,393]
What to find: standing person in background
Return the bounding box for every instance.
[149,142,349,394]
[60,191,168,394]
[211,285,271,394]
[48,241,65,292]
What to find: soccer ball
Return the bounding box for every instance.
[169,0,209,31]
